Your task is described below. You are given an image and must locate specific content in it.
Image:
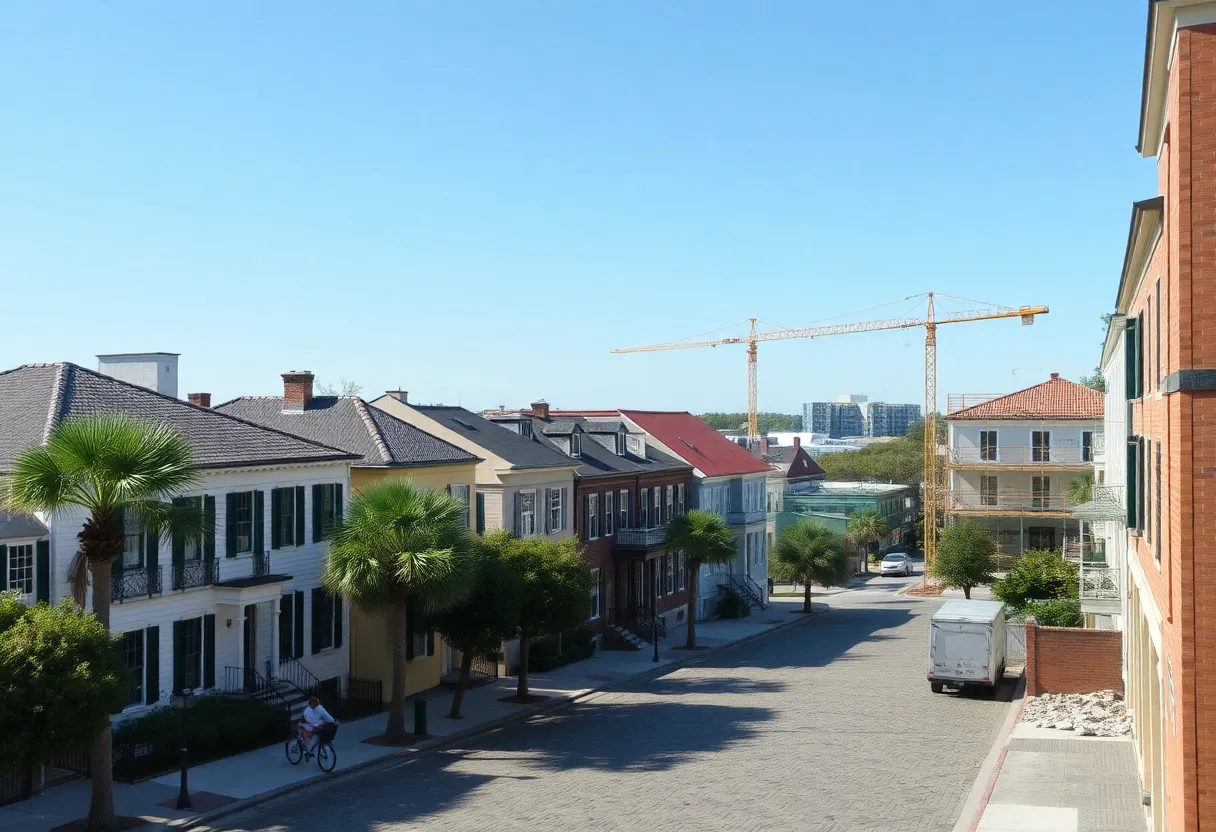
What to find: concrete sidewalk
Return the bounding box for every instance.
[0,597,809,832]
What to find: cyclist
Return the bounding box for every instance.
[298,695,336,758]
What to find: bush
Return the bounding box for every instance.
[993,550,1079,609]
[717,590,751,619]
[528,628,596,672]
[1022,599,1083,628]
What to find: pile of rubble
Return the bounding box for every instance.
[1021,690,1131,737]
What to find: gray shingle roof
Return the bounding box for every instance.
[0,363,358,471]
[529,416,692,479]
[215,396,479,468]
[407,405,576,470]
[0,512,48,540]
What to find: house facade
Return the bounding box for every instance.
[0,358,358,718]
[762,436,826,553]
[944,375,1103,559]
[216,371,482,700]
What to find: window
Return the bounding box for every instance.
[604,491,614,535]
[519,490,537,537]
[653,488,662,526]
[316,484,342,540]
[232,491,254,554]
[979,430,998,462]
[572,433,582,458]
[640,488,649,528]
[619,489,630,530]
[412,607,430,658]
[666,554,675,593]
[520,421,533,440]
[678,552,686,590]
[448,484,471,529]
[1082,432,1094,463]
[122,510,144,569]
[980,476,998,507]
[588,568,601,619]
[122,630,144,707]
[272,487,296,548]
[181,496,203,561]
[476,493,486,534]
[1147,296,1153,392]
[1031,476,1051,509]
[1155,441,1162,560]
[316,591,336,652]
[1125,315,1143,400]
[547,488,562,533]
[666,486,674,522]
[1156,279,1163,388]
[7,544,33,595]
[1032,431,1051,463]
[182,617,202,691]
[586,493,600,540]
[677,484,685,515]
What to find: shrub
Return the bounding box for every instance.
[932,520,997,599]
[527,627,596,672]
[1022,599,1083,628]
[717,590,751,619]
[993,549,1079,609]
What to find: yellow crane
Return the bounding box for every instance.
[612,293,1049,574]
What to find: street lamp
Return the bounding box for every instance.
[171,688,196,810]
[652,561,660,663]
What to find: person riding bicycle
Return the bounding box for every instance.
[298,695,336,757]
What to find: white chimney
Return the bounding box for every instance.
[97,353,180,397]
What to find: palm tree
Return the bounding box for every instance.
[322,480,477,743]
[7,413,203,832]
[1067,472,1094,507]
[663,510,738,649]
[772,519,851,613]
[845,509,888,575]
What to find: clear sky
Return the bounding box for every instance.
[0,1,1155,415]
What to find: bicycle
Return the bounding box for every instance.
[285,720,339,772]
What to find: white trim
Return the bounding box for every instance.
[1128,549,1165,657]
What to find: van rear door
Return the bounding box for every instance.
[931,622,990,682]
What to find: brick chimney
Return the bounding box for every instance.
[188,392,212,408]
[793,435,801,451]
[1051,372,1060,380]
[531,400,550,419]
[282,371,314,411]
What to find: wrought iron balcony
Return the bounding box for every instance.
[253,550,271,577]
[1071,486,1125,522]
[112,566,163,603]
[1080,561,1120,602]
[947,445,1100,468]
[726,509,766,526]
[171,560,219,591]
[615,526,667,549]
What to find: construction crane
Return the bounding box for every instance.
[612,293,1049,574]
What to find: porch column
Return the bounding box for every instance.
[236,613,247,677]
[270,596,280,676]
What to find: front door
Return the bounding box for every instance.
[243,603,258,691]
[1027,526,1056,550]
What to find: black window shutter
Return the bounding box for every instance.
[405,602,415,661]
[203,614,215,689]
[112,507,125,579]
[172,620,185,695]
[225,494,238,558]
[1126,441,1138,529]
[295,486,305,546]
[36,540,50,603]
[335,484,343,525]
[145,626,160,705]
[0,545,8,591]
[203,496,216,563]
[253,491,264,554]
[514,492,522,535]
[311,588,323,654]
[172,497,187,570]
[476,493,486,534]
[294,590,305,659]
[333,594,343,649]
[271,488,282,550]
[312,485,324,543]
[279,594,293,660]
[146,515,159,577]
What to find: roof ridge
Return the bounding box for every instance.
[41,362,70,443]
[352,398,394,464]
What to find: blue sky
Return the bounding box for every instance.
[0,1,1154,415]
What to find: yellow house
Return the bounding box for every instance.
[216,372,481,700]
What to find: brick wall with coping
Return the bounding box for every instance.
[1024,617,1123,696]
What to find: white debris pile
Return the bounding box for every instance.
[1022,690,1131,737]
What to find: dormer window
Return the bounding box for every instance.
[521,420,533,440]
[572,433,582,458]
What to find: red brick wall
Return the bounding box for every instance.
[1024,618,1123,696]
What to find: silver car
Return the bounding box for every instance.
[879,553,912,577]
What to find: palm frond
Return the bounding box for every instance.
[663,510,737,567]
[773,518,851,588]
[67,551,89,605]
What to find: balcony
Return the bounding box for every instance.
[616,527,667,549]
[726,509,766,526]
[112,566,163,603]
[947,445,1099,469]
[1080,560,1121,611]
[171,560,219,591]
[1071,485,1125,522]
[948,489,1075,517]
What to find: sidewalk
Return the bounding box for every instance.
[0,597,808,832]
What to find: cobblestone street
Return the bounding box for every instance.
[220,585,1012,832]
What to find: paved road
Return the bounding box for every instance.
[219,581,1010,832]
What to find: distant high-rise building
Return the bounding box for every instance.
[803,397,921,439]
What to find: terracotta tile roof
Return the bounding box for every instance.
[946,375,1103,421]
[619,410,773,477]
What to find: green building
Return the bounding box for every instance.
[776,482,915,546]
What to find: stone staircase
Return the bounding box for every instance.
[604,624,644,651]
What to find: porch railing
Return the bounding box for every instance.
[615,526,666,548]
[947,445,1098,467]
[171,560,219,591]
[252,550,271,577]
[1080,562,1121,602]
[222,665,289,711]
[948,490,1076,513]
[275,655,322,696]
[112,566,163,603]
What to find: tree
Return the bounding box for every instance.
[322,481,477,742]
[698,413,802,432]
[932,520,997,599]
[1068,472,1094,506]
[993,549,1078,610]
[498,533,592,701]
[0,595,126,776]
[772,519,850,613]
[663,510,738,647]
[316,379,363,397]
[7,414,204,831]
[845,508,887,574]
[424,542,522,718]
[1079,370,1106,392]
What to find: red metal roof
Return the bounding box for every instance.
[946,375,1104,421]
[619,410,773,477]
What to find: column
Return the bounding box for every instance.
[270,596,280,676]
[236,613,247,684]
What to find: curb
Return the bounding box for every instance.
[150,600,823,832]
[951,672,1028,832]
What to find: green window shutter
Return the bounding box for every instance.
[203,496,216,563]
[253,491,264,554]
[312,485,324,543]
[311,588,323,655]
[405,602,415,661]
[333,594,343,649]
[0,545,7,591]
[271,488,282,550]
[171,497,187,570]
[145,626,160,705]
[1137,313,1146,398]
[112,507,125,579]
[203,614,215,689]
[225,494,238,558]
[1126,441,1138,529]
[172,620,185,695]
[294,590,305,659]
[295,486,305,545]
[335,484,343,525]
[35,540,50,603]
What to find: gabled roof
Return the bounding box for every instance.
[764,446,827,480]
[0,363,358,471]
[406,405,576,470]
[619,411,773,477]
[214,396,478,468]
[527,414,691,479]
[945,376,1104,421]
[0,512,48,540]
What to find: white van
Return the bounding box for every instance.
[927,599,1006,694]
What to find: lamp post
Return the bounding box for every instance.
[652,560,660,663]
[171,688,196,810]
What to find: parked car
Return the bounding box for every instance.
[927,600,1007,695]
[879,553,912,577]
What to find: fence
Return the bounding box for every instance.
[0,746,90,807]
[1006,621,1027,662]
[327,677,384,721]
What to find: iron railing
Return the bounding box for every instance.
[949,490,1076,513]
[615,526,666,548]
[275,655,322,697]
[112,566,163,603]
[223,665,289,711]
[727,573,766,609]
[327,677,384,721]
[628,611,666,643]
[252,550,271,577]
[947,445,1099,467]
[171,560,219,591]
[1080,562,1121,602]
